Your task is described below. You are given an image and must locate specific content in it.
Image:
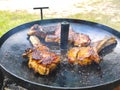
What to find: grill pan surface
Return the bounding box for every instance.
[0,19,120,90]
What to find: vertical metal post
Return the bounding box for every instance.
[33,7,49,20]
[60,21,69,49]
[40,8,43,20]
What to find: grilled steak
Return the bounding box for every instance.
[28,23,91,47]
[22,36,60,75]
[45,23,91,46]
[68,37,117,66]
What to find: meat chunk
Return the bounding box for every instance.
[45,23,91,46]
[27,24,55,38]
[77,46,100,65]
[22,36,60,75]
[28,23,91,47]
[27,24,47,38]
[68,46,100,66]
[26,47,60,75]
[73,33,91,47]
[67,47,80,64]
[68,37,117,66]
[29,35,49,51]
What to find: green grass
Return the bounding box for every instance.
[0,10,39,36]
[68,12,120,31]
[72,0,120,31]
[0,9,120,37]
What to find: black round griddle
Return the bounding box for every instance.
[0,19,120,90]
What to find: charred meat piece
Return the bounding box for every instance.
[68,46,100,66]
[45,35,60,43]
[67,47,80,64]
[27,24,46,38]
[28,23,91,47]
[77,46,100,65]
[29,35,49,51]
[24,47,60,75]
[68,37,117,66]
[45,23,91,46]
[27,24,55,38]
[45,24,74,44]
[73,33,91,47]
[22,36,60,75]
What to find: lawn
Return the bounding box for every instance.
[68,12,120,32]
[68,0,120,32]
[0,7,120,37]
[0,10,39,36]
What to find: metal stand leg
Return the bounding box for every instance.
[33,7,49,20]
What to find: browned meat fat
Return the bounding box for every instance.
[45,23,91,46]
[28,24,91,47]
[22,36,60,75]
[68,37,117,66]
